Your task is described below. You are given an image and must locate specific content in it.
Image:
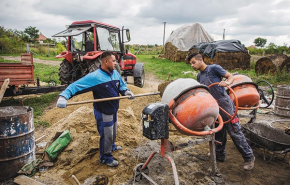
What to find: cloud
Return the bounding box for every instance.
[137,0,253,24]
[0,0,290,46]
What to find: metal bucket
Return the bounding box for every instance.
[0,106,35,181]
[161,78,219,134]
[274,85,290,117]
[228,75,260,107]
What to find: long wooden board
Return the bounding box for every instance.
[14,175,46,185]
[0,78,9,103]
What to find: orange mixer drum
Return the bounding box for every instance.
[228,75,260,107]
[161,78,219,135]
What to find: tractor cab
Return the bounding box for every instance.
[52,20,144,88]
[52,21,126,62]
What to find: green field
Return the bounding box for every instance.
[137,55,290,87]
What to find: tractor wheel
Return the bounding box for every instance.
[134,67,145,88]
[88,58,101,73]
[114,64,122,75]
[59,59,73,85]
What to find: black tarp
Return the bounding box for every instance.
[190,40,247,59]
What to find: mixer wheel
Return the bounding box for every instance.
[133,163,149,182]
[257,80,274,108]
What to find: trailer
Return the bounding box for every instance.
[0,53,65,97]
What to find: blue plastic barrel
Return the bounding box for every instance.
[0,106,35,181]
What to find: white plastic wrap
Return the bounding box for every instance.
[166,23,214,51]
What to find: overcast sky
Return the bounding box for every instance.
[1,0,290,47]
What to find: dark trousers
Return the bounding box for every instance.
[215,97,254,162]
[94,109,118,164]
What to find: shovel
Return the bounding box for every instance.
[66,92,160,106]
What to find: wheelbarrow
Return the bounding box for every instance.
[242,120,290,162]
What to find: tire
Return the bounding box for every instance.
[59,59,73,85]
[134,68,145,88]
[114,63,122,75]
[88,58,101,73]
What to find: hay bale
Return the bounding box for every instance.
[157,81,173,97]
[188,48,250,70]
[255,54,290,74]
[164,42,188,62]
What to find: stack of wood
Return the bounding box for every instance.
[255,54,290,74]
[188,48,251,70]
[164,42,188,62]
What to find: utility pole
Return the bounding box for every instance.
[223,29,225,40]
[163,22,167,47]
[161,22,167,54]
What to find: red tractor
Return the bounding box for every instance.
[52,20,144,87]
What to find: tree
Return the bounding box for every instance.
[14,30,30,42]
[24,26,39,43]
[254,37,267,48]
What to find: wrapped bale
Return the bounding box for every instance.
[164,42,188,62]
[188,48,250,70]
[164,23,214,62]
[255,54,290,74]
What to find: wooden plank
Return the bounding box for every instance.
[21,53,33,65]
[14,175,46,185]
[0,78,9,103]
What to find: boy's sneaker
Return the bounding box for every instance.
[244,157,255,171]
[106,160,119,167]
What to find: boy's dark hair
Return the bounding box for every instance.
[100,51,114,60]
[187,52,203,62]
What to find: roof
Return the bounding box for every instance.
[248,45,257,49]
[38,32,47,41]
[166,23,214,51]
[71,20,120,30]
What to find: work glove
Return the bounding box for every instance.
[125,90,135,99]
[56,96,68,108]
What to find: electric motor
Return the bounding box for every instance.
[142,103,169,140]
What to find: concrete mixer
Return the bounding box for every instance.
[227,75,260,109]
[133,78,236,184]
[133,76,275,184]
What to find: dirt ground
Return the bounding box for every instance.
[1,56,290,185]
[31,75,290,185]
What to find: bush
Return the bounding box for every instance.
[56,43,66,54]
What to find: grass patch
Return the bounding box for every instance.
[0,92,60,127]
[137,55,196,80]
[34,63,60,85]
[34,54,63,61]
[0,53,21,57]
[137,55,290,87]
[0,57,19,63]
